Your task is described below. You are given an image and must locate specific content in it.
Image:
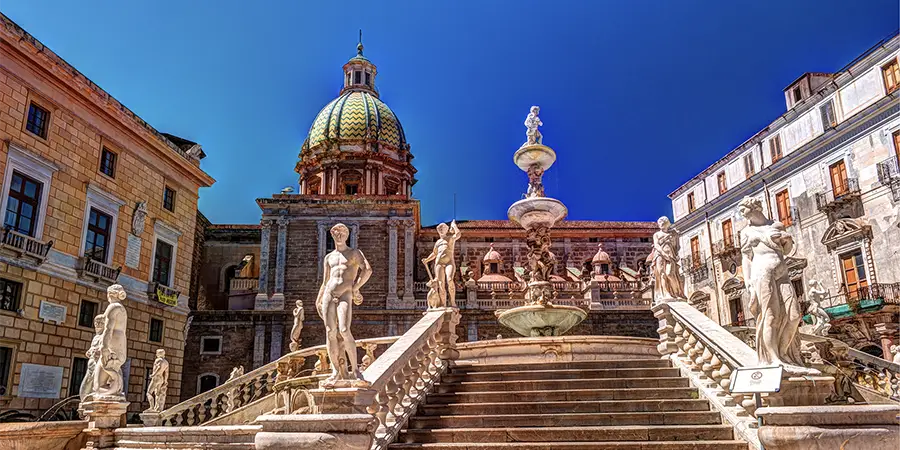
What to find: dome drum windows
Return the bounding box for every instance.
[340,170,363,196]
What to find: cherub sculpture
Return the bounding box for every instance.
[524,105,543,145]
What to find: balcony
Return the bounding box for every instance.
[76,256,121,284]
[815,178,860,213]
[147,281,181,307]
[712,237,741,262]
[819,283,899,314]
[229,277,259,292]
[0,226,53,264]
[681,255,710,284]
[877,156,900,201]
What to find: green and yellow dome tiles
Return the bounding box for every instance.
[305,90,407,151]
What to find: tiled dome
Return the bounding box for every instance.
[304,91,407,153]
[483,244,502,262]
[591,243,611,264]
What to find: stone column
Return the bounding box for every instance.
[268,216,288,310]
[402,220,416,307]
[387,219,399,306]
[317,222,328,282]
[270,324,283,362]
[255,220,272,308]
[253,324,266,368]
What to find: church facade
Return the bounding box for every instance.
[182,42,658,399]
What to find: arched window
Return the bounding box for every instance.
[306,176,321,195]
[340,170,363,196]
[490,263,499,274]
[197,373,219,394]
[384,177,401,196]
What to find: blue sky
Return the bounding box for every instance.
[3,1,897,225]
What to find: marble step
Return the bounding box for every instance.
[408,411,725,429]
[426,387,699,404]
[396,425,735,443]
[451,359,671,373]
[442,367,681,383]
[434,377,690,393]
[388,441,749,449]
[419,399,712,416]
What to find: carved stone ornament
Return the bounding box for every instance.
[821,217,872,251]
[131,201,148,236]
[785,256,808,281]
[721,276,745,300]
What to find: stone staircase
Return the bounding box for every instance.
[390,358,749,449]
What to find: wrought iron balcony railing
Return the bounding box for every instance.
[815,177,860,212]
[712,237,741,260]
[75,256,121,284]
[877,156,900,201]
[681,255,710,284]
[0,226,53,264]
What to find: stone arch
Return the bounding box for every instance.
[220,264,238,293]
[339,169,363,195]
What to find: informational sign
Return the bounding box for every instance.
[125,234,142,269]
[729,365,783,394]
[18,363,64,398]
[38,300,67,323]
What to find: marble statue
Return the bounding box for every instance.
[806,280,832,337]
[739,196,817,375]
[80,315,105,401]
[421,220,461,308]
[316,223,373,387]
[132,201,147,235]
[183,315,193,339]
[890,345,900,365]
[185,144,203,160]
[289,300,305,352]
[228,366,244,381]
[526,164,545,198]
[145,349,169,412]
[524,105,543,145]
[524,226,556,305]
[90,284,128,399]
[651,216,686,301]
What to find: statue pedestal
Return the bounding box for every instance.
[255,413,377,450]
[757,404,900,450]
[81,399,129,449]
[139,411,161,426]
[255,293,285,311]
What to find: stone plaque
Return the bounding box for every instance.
[38,300,66,323]
[18,363,64,398]
[125,234,142,269]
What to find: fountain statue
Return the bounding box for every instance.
[495,106,586,337]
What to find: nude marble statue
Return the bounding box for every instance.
[806,280,832,337]
[228,366,244,381]
[145,349,169,412]
[316,223,373,387]
[80,315,105,401]
[651,216,686,301]
[421,220,461,309]
[91,284,128,400]
[289,300,305,352]
[524,105,543,145]
[739,196,817,375]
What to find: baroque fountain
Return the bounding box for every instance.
[495,106,587,336]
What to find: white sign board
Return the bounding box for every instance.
[125,234,142,269]
[18,363,64,398]
[38,300,67,323]
[729,365,783,394]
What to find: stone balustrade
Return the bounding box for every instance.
[0,225,53,264]
[229,277,259,292]
[75,256,121,284]
[592,297,651,310]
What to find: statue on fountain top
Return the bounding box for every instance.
[524,106,543,145]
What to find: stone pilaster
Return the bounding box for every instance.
[387,219,399,306]
[402,219,416,307]
[270,323,283,362]
[317,222,328,282]
[253,324,266,368]
[255,220,272,308]
[268,216,288,310]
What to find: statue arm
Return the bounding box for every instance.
[450,220,460,240]
[422,247,437,264]
[354,250,373,292]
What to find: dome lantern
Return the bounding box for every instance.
[341,30,378,97]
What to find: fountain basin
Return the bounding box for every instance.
[496,304,587,337]
[513,144,557,171]
[507,197,567,230]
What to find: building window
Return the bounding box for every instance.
[0,345,13,396]
[344,184,359,195]
[68,357,88,397]
[99,147,117,178]
[840,250,868,299]
[893,130,900,162]
[687,192,696,213]
[4,171,43,237]
[489,262,499,273]
[198,374,218,394]
[25,102,49,139]
[775,189,792,227]
[152,239,174,286]
[722,219,734,248]
[717,172,727,195]
[200,336,222,355]
[149,318,164,343]
[600,263,610,274]
[829,160,849,197]
[0,278,22,313]
[77,300,98,328]
[589,237,599,243]
[769,135,783,164]
[365,72,371,86]
[883,58,900,94]
[163,186,176,212]
[792,86,802,103]
[820,101,836,129]
[84,208,112,263]
[729,298,745,326]
[306,177,321,195]
[354,71,362,84]
[690,236,700,267]
[743,154,755,179]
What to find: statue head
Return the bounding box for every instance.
[436,222,449,238]
[156,349,166,359]
[107,284,126,303]
[93,315,105,333]
[530,105,539,115]
[330,223,350,244]
[295,299,303,309]
[738,196,764,219]
[657,216,671,231]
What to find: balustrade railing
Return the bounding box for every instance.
[75,256,121,284]
[815,177,861,211]
[594,297,651,310]
[712,238,741,260]
[156,337,400,426]
[229,277,258,292]
[0,225,53,264]
[818,283,900,310]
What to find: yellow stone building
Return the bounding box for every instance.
[0,13,214,419]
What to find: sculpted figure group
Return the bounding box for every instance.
[81,284,129,402]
